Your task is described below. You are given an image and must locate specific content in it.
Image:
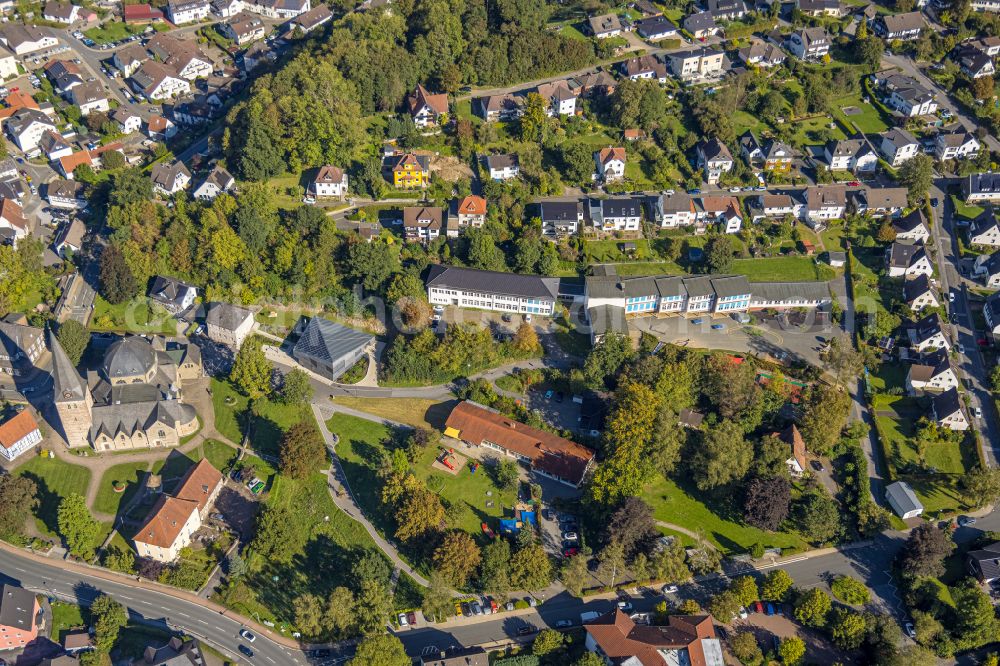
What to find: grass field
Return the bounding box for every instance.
[150,440,260,484]
[872,394,975,514]
[731,257,835,282]
[642,475,809,554]
[84,21,168,44]
[330,397,449,430]
[93,461,150,516]
[212,378,313,457]
[91,297,178,335]
[832,95,890,134]
[328,413,517,544]
[789,115,846,147]
[558,24,589,40]
[951,196,985,221]
[16,456,92,537]
[50,601,85,644]
[584,239,653,262]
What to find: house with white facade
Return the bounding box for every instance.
[590,198,642,232]
[134,460,223,562]
[851,186,908,217]
[150,161,192,196]
[872,11,924,40]
[311,165,347,198]
[908,312,950,351]
[205,302,255,349]
[666,47,725,80]
[403,206,444,243]
[974,251,1000,287]
[886,240,932,278]
[695,138,733,185]
[786,27,830,60]
[426,264,559,317]
[166,0,211,23]
[964,173,1000,204]
[594,147,626,183]
[879,128,920,167]
[6,109,56,154]
[535,81,578,116]
[932,388,969,430]
[969,212,1000,246]
[192,166,235,200]
[406,84,449,128]
[804,185,846,228]
[540,201,582,236]
[906,349,958,394]
[650,192,697,227]
[903,274,939,311]
[484,153,520,181]
[893,209,931,243]
[824,137,878,173]
[131,61,191,101]
[935,131,981,161]
[0,410,41,462]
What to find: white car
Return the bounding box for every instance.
[662,584,679,594]
[974,406,983,419]
[432,305,444,313]
[738,607,749,619]
[239,629,256,643]
[949,292,956,302]
[398,612,408,626]
[728,187,740,193]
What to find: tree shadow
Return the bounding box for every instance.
[20,473,60,536]
[424,400,459,430]
[156,450,198,489]
[249,415,282,459]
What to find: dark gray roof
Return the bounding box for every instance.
[634,15,677,36]
[683,10,716,30]
[485,153,518,170]
[654,276,685,297]
[51,329,87,403]
[8,109,54,136]
[102,336,156,379]
[933,386,963,418]
[903,274,934,303]
[710,275,751,298]
[292,317,373,365]
[601,197,642,218]
[885,481,922,515]
[540,201,581,222]
[969,542,1000,582]
[91,400,196,440]
[0,585,35,634]
[204,303,252,332]
[887,240,925,268]
[426,264,559,300]
[752,281,831,302]
[893,209,927,234]
[912,312,943,344]
[983,251,1000,277]
[587,305,628,337]
[698,137,732,162]
[149,275,195,307]
[973,173,1000,195]
[683,276,714,298]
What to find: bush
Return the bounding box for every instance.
[514,600,530,610]
[831,576,870,605]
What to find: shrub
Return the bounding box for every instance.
[831,576,870,605]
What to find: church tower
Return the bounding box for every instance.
[49,329,92,448]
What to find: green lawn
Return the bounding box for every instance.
[831,95,890,134]
[328,413,517,545]
[84,21,167,44]
[732,110,769,138]
[866,362,906,393]
[558,24,589,40]
[228,471,398,626]
[330,397,447,430]
[642,475,809,555]
[93,462,150,516]
[91,297,178,335]
[211,378,313,457]
[820,221,847,251]
[731,257,835,282]
[150,439,265,484]
[50,601,85,644]
[584,239,653,262]
[951,196,984,221]
[872,395,975,514]
[16,456,92,537]
[612,261,686,277]
[789,115,846,147]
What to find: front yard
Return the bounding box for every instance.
[211,378,314,458]
[16,455,92,537]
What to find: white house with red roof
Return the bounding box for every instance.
[0,410,40,462]
[595,146,626,183]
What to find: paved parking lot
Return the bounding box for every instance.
[630,311,836,368]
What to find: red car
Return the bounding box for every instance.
[754,601,764,613]
[562,547,579,557]
[847,181,860,187]
[406,611,417,625]
[978,338,991,346]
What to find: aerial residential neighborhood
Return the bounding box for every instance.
[3,0,1000,664]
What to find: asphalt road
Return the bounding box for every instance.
[929,178,1000,464]
[0,548,328,666]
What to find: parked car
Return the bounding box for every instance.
[555,391,564,403]
[506,601,515,611]
[517,625,537,636]
[957,344,966,354]
[754,601,764,613]
[471,601,483,616]
[544,389,554,399]
[711,323,725,330]
[461,602,472,617]
[617,601,633,612]
[407,611,417,625]
[766,603,775,615]
[555,619,573,628]
[238,645,254,658]
[738,607,748,619]
[931,198,939,208]
[662,584,679,594]
[810,460,825,472]
[527,597,537,607]
[562,532,578,541]
[398,612,408,626]
[958,516,977,527]
[974,406,983,419]
[905,622,916,639]
[432,304,444,313]
[949,291,956,302]
[239,630,256,643]
[691,318,704,325]
[562,547,579,557]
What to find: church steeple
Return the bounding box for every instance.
[49,327,92,448]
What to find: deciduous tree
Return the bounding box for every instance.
[510,542,553,590]
[479,539,512,596]
[532,629,564,656]
[606,497,658,560]
[706,234,735,274]
[433,531,481,587]
[743,475,791,531]
[730,576,759,608]
[349,633,409,666]
[279,420,325,480]
[794,588,831,628]
[279,369,313,405]
[762,569,794,601]
[729,631,763,666]
[961,465,1000,508]
[395,486,445,542]
[230,337,272,399]
[898,524,953,578]
[354,579,394,635]
[831,576,870,605]
[98,244,138,305]
[0,474,36,542]
[91,594,127,652]
[57,320,89,365]
[779,636,806,665]
[57,493,101,559]
[898,154,934,204]
[691,421,753,490]
[561,554,589,597]
[829,608,867,649]
[709,589,742,623]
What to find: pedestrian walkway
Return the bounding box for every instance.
[310,403,433,589]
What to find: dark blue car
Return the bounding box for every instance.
[766,602,775,616]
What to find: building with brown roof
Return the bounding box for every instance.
[407,84,449,128]
[0,197,27,245]
[403,206,444,243]
[584,610,722,666]
[312,165,347,198]
[133,459,222,562]
[453,195,486,233]
[0,409,40,462]
[444,401,595,487]
[779,423,807,476]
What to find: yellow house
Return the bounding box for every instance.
[390,152,430,189]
